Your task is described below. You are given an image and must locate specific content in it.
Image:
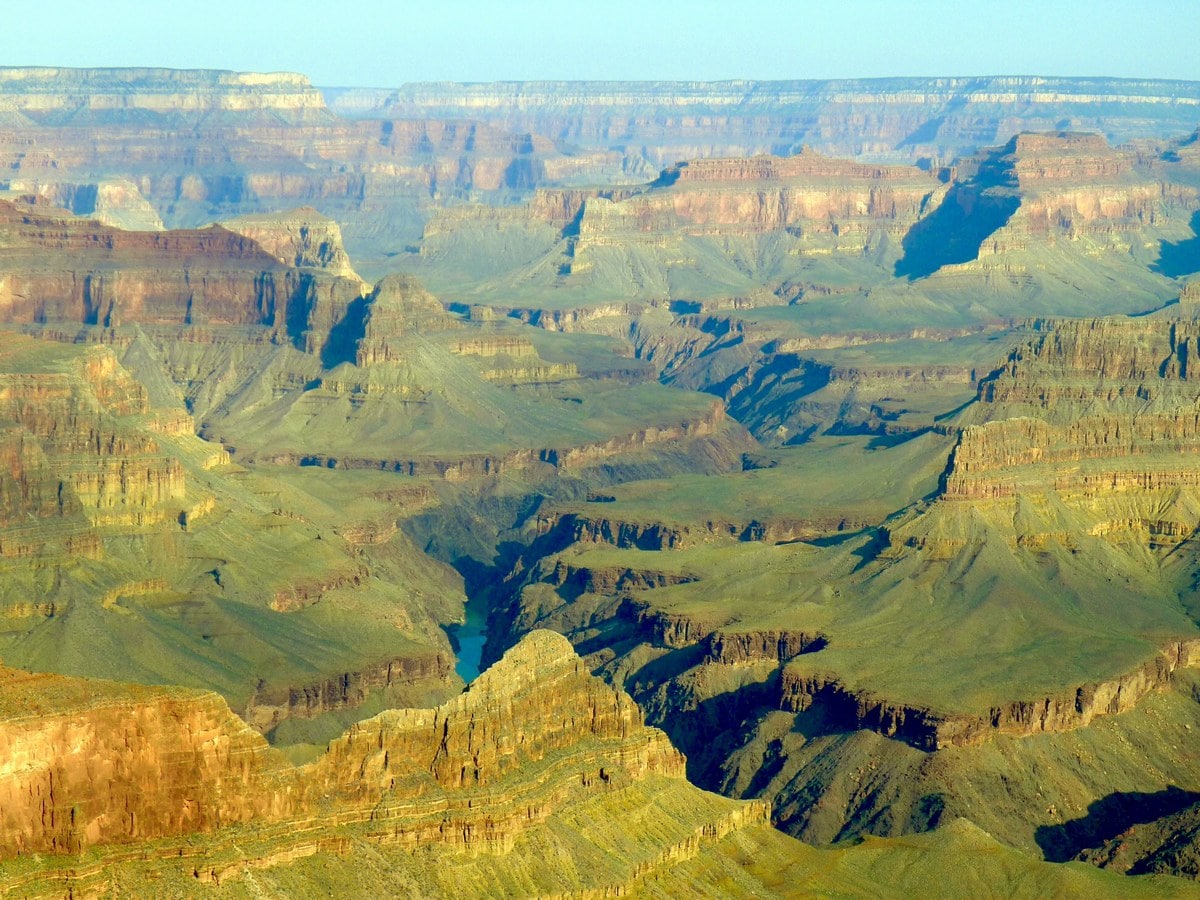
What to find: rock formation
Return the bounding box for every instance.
[0,199,365,358]
[0,331,466,737]
[0,632,807,897]
[5,66,1200,895]
[476,312,1200,864]
[326,76,1200,167]
[0,67,611,273]
[221,207,364,282]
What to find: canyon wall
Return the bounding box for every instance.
[326,76,1200,165]
[0,632,799,897]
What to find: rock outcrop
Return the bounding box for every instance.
[0,632,806,897]
[909,317,1200,544]
[0,200,365,358]
[0,338,185,553]
[0,668,291,856]
[221,207,364,281]
[326,76,1200,167]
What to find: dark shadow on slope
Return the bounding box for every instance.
[864,426,933,450]
[1154,210,1200,277]
[894,183,1020,280]
[1035,786,1200,863]
[897,116,947,149]
[807,528,870,548]
[627,642,711,686]
[848,528,890,572]
[644,672,785,791]
[320,295,368,368]
[284,273,317,351]
[648,164,683,189]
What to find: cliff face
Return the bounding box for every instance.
[981,132,1199,247]
[0,668,290,856]
[0,200,366,357]
[0,68,328,122]
[0,632,805,897]
[6,178,166,231]
[0,339,186,552]
[325,76,1200,167]
[572,151,939,251]
[221,207,364,281]
[893,131,1200,281]
[926,318,1200,526]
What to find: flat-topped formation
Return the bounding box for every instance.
[327,76,1200,165]
[0,67,327,118]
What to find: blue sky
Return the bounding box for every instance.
[14,0,1200,86]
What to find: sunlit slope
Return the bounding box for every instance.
[482,314,1200,866]
[0,635,1185,899]
[0,333,465,738]
[149,274,751,475]
[406,132,1200,335]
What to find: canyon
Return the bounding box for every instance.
[2,65,1200,895]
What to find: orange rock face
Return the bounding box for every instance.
[0,669,290,856]
[0,200,367,360]
[0,631,688,867]
[574,150,941,244]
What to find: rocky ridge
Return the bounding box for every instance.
[0,632,793,896]
[325,76,1200,166]
[479,313,1200,859]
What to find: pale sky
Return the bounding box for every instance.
[12,0,1200,86]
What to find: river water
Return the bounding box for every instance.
[446,598,487,683]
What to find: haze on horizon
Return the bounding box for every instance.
[21,0,1200,87]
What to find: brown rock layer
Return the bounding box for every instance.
[780,638,1200,751]
[0,670,290,856]
[0,631,701,874]
[0,200,366,360]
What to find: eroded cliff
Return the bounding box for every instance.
[0,632,804,898]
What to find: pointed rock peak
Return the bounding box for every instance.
[464,630,581,698]
[495,628,577,668]
[367,273,444,311]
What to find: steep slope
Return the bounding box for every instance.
[326,76,1200,167]
[0,333,465,743]
[0,633,1179,898]
[484,314,1200,862]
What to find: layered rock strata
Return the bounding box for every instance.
[0,632,799,897]
[0,200,365,358]
[326,76,1200,166]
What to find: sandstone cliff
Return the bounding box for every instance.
[0,667,291,856]
[221,207,364,282]
[0,632,805,898]
[0,200,365,360]
[326,76,1200,167]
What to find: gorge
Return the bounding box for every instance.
[1,64,1200,896]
